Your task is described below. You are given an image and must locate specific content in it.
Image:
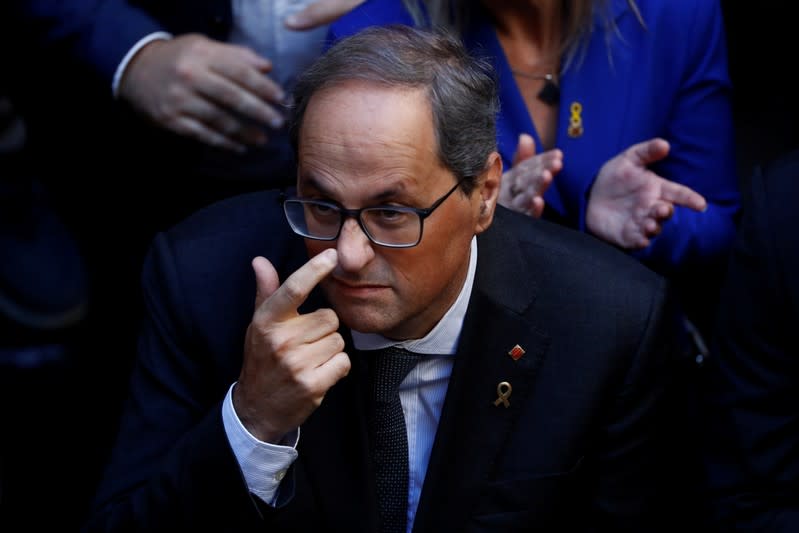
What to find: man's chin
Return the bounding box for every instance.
[322,285,400,334]
[335,306,393,335]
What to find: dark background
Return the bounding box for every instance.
[0,2,797,531]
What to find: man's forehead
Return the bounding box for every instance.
[294,79,450,200]
[298,83,436,162]
[305,80,428,115]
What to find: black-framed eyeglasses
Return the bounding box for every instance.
[281,178,467,248]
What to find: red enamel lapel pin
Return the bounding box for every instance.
[508,344,525,360]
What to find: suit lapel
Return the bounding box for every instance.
[413,212,551,531]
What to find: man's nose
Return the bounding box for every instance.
[335,217,375,272]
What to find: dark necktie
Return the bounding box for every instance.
[366,346,421,533]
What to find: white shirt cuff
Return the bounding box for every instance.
[222,383,300,505]
[112,31,174,98]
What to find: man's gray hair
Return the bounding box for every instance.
[289,24,499,194]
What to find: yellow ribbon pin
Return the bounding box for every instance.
[493,381,512,408]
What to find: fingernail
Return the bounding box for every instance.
[284,14,302,28]
[322,249,338,263]
[270,116,285,129]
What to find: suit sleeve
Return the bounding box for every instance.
[703,161,799,532]
[9,0,164,87]
[591,279,689,532]
[82,232,265,533]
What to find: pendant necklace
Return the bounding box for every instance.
[511,70,560,106]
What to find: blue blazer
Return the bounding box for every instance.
[329,0,741,276]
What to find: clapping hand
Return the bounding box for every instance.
[586,138,707,249]
[498,133,562,218]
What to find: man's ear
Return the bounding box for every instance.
[474,151,502,234]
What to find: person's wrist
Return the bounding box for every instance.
[232,382,286,444]
[118,39,167,104]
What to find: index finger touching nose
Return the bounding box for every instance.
[266,249,338,320]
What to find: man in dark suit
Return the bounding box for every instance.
[703,149,799,531]
[84,25,684,532]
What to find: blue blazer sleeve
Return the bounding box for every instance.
[326,0,415,45]
[627,0,740,275]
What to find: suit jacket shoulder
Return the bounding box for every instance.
[481,206,669,313]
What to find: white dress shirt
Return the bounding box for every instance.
[222,237,478,532]
[228,0,329,90]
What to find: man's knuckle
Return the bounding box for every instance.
[295,374,319,397]
[174,58,197,84]
[331,332,345,353]
[282,278,305,301]
[319,308,340,329]
[264,330,292,357]
[234,98,253,118]
[337,354,352,376]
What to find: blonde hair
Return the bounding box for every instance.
[401,0,645,73]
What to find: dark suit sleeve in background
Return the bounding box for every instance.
[703,152,799,532]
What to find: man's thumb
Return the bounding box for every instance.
[252,256,280,308]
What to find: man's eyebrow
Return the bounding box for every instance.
[299,174,410,204]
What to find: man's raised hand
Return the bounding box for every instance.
[233,249,351,443]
